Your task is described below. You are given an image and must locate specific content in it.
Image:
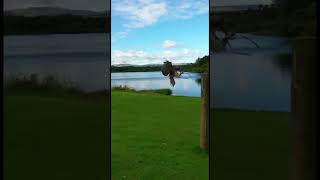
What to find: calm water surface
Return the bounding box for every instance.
[211,34,292,112]
[111,72,201,97]
[4,34,110,92]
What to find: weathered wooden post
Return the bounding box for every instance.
[291,37,317,180]
[200,73,209,150]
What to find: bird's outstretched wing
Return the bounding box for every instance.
[174,71,183,77]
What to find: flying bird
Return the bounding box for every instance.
[161,61,183,87]
[212,16,260,55]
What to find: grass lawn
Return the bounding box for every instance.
[4,93,110,180]
[111,91,208,180]
[210,109,290,180]
[4,90,289,180]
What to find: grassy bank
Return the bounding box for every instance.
[112,92,289,179]
[112,86,172,96]
[111,91,208,180]
[4,87,289,179]
[210,109,290,180]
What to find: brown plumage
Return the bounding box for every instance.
[212,16,259,54]
[161,61,183,86]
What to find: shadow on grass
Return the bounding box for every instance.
[192,146,208,156]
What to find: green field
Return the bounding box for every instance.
[4,91,289,180]
[111,91,208,180]
[211,109,290,180]
[4,93,110,180]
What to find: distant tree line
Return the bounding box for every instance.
[111,66,161,73]
[180,56,209,73]
[273,0,316,15]
[211,0,316,37]
[4,15,110,35]
[111,56,209,73]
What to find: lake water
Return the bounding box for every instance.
[111,72,202,97]
[4,33,292,111]
[4,33,110,92]
[210,34,292,112]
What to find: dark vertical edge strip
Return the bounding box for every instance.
[208,0,211,180]
[1,0,5,179]
[109,0,112,179]
[316,1,319,179]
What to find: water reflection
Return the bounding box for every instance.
[271,54,292,76]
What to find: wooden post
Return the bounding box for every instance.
[200,73,209,150]
[291,37,317,180]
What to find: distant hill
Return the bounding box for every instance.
[4,6,107,17]
[4,7,110,35]
[112,64,140,67]
[111,56,208,73]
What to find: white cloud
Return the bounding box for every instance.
[162,40,177,48]
[112,0,167,38]
[112,48,206,65]
[112,0,208,38]
[112,50,148,60]
[171,0,208,19]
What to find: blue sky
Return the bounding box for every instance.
[111,0,209,65]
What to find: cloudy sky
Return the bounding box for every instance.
[111,0,209,65]
[4,0,110,11]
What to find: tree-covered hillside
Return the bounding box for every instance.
[4,15,110,35]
